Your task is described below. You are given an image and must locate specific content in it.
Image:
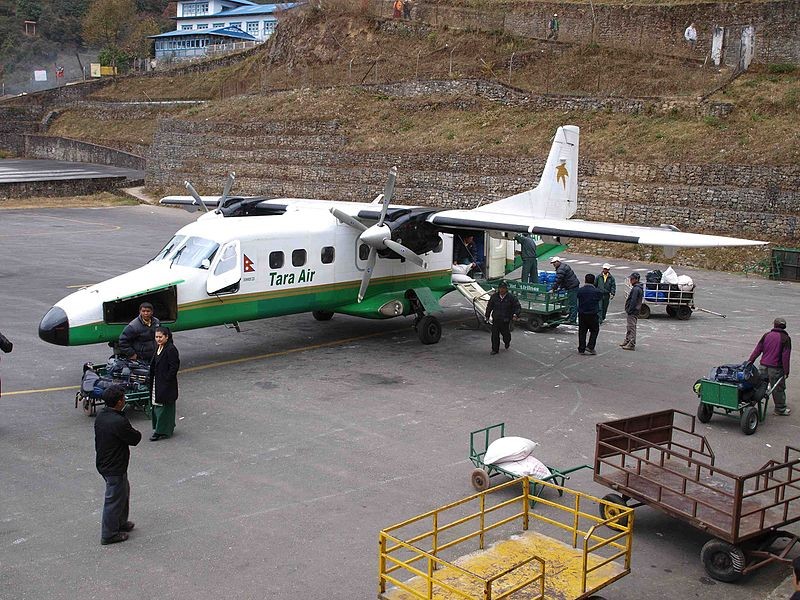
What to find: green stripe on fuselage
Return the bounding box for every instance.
[66,270,453,346]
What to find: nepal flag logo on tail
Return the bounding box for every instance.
[243,254,255,273]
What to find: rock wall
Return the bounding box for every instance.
[147,118,800,242]
[416,1,800,66]
[24,135,146,171]
[0,176,130,200]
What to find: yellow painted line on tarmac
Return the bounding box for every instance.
[6,317,469,396]
[4,384,79,397]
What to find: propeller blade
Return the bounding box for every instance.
[221,171,235,204]
[384,239,428,269]
[330,207,367,232]
[358,248,378,303]
[184,181,209,212]
[378,167,397,227]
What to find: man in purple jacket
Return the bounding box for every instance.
[749,317,792,416]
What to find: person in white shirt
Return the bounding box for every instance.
[684,22,697,49]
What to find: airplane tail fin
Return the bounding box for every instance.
[476,125,579,219]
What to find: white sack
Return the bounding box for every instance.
[451,263,474,284]
[677,275,694,291]
[495,455,551,479]
[483,436,538,465]
[661,266,678,284]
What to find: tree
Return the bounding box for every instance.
[82,0,136,50]
[16,0,42,21]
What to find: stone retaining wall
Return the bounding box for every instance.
[417,1,800,66]
[147,118,800,242]
[0,176,133,200]
[23,135,146,171]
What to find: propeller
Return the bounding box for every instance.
[329,167,428,303]
[184,172,236,212]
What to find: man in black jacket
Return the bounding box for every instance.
[485,281,521,355]
[577,274,603,355]
[550,257,580,324]
[118,302,160,362]
[621,273,644,351]
[95,385,142,545]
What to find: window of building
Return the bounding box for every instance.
[292,249,306,267]
[213,22,225,28]
[269,251,284,269]
[246,21,259,36]
[229,21,242,29]
[263,21,276,35]
[359,244,370,261]
[321,246,335,264]
[182,2,209,17]
[181,24,194,30]
[197,23,209,30]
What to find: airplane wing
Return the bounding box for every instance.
[427,211,766,247]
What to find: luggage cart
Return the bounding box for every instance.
[75,362,152,418]
[594,409,800,582]
[694,363,784,435]
[469,422,591,497]
[638,282,694,320]
[504,281,570,332]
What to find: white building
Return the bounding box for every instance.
[150,1,297,62]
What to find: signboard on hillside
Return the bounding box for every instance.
[90,63,101,78]
[34,70,47,82]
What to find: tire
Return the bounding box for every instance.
[676,305,692,320]
[697,402,713,423]
[80,394,96,417]
[471,468,490,491]
[700,538,746,582]
[526,315,547,333]
[312,310,334,321]
[417,315,442,345]
[638,304,651,319]
[740,406,758,435]
[666,305,677,318]
[598,493,629,527]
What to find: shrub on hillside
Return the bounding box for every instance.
[767,63,797,75]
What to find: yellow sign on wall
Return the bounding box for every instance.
[99,66,118,76]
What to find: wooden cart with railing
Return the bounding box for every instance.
[594,409,800,582]
[379,477,634,600]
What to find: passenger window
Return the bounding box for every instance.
[359,244,370,261]
[292,249,306,267]
[269,251,284,269]
[214,244,237,275]
[321,246,335,264]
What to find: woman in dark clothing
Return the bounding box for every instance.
[150,326,180,441]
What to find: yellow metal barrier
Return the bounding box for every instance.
[379,476,634,600]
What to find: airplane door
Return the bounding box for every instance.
[207,240,241,295]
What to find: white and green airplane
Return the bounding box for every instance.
[39,125,765,348]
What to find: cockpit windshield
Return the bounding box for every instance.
[151,235,219,269]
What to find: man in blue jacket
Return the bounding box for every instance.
[577,274,603,355]
[95,385,142,545]
[749,317,791,415]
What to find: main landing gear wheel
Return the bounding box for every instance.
[697,402,713,423]
[417,315,442,345]
[598,493,630,527]
[740,405,759,435]
[700,538,746,582]
[638,304,651,319]
[312,310,334,321]
[471,468,490,491]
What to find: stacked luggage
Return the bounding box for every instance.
[76,357,152,417]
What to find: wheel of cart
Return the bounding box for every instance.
[594,409,800,582]
[504,281,570,333]
[379,476,635,600]
[469,422,591,501]
[693,364,783,435]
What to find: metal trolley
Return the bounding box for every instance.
[379,477,634,599]
[638,283,694,320]
[75,362,152,418]
[504,281,570,332]
[594,409,800,582]
[469,422,591,497]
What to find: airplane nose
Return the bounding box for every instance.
[39,306,69,346]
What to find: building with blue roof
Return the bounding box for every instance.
[149,1,298,62]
